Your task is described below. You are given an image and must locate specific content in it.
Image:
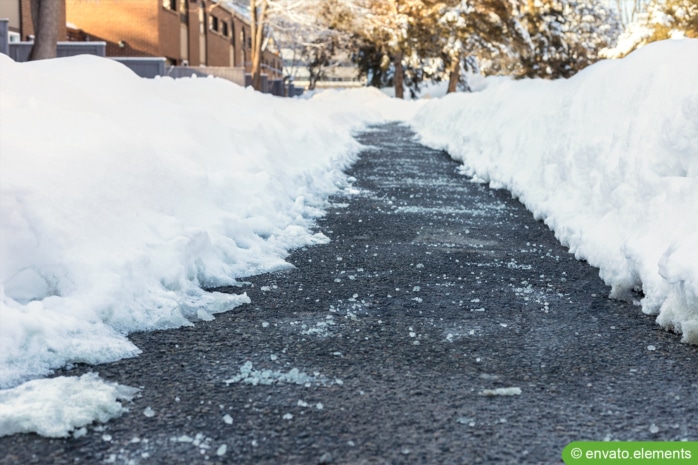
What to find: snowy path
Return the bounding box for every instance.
[2,123,697,464]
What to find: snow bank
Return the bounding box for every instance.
[0,54,410,395]
[411,39,698,342]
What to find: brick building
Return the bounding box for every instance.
[65,0,282,77]
[0,0,67,42]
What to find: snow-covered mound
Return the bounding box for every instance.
[411,39,698,342]
[0,54,412,393]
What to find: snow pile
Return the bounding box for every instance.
[411,39,698,341]
[0,52,410,435]
[0,373,138,438]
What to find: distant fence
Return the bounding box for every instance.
[167,66,246,87]
[112,57,166,79]
[0,19,8,56]
[7,41,105,62]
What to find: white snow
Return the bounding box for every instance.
[411,39,698,343]
[0,54,410,436]
[480,387,522,396]
[1,37,697,438]
[224,361,331,386]
[0,373,138,437]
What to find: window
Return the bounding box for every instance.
[163,0,177,10]
[222,21,229,37]
[211,16,219,32]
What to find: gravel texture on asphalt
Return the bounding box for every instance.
[2,123,697,465]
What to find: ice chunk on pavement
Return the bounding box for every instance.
[222,414,233,425]
[0,373,138,437]
[480,387,522,396]
[224,361,328,386]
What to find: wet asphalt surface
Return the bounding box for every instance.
[2,123,697,465]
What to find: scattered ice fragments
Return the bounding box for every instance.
[224,361,339,387]
[283,413,294,420]
[170,432,215,453]
[480,387,522,396]
[216,444,227,456]
[301,319,335,337]
[143,407,155,418]
[647,345,657,351]
[457,417,476,426]
[222,414,233,425]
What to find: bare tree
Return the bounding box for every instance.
[249,0,270,90]
[28,0,61,60]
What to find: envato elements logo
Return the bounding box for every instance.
[562,441,698,464]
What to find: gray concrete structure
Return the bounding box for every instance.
[0,19,8,56]
[5,41,105,62]
[111,57,166,79]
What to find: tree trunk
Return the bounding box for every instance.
[393,50,404,99]
[447,54,460,94]
[250,0,268,91]
[29,0,60,60]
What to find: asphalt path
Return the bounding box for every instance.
[2,123,697,465]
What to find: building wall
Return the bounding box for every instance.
[186,0,201,66]
[65,0,277,74]
[20,0,34,40]
[66,0,159,57]
[205,5,233,67]
[2,0,67,41]
[262,49,283,80]
[0,1,20,33]
[158,1,182,63]
[231,16,249,68]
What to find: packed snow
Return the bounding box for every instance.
[0,373,138,437]
[0,54,414,436]
[412,39,698,342]
[1,38,696,439]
